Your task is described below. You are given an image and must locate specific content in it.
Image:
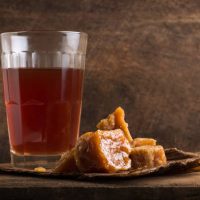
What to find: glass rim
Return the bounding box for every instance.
[0,30,88,38]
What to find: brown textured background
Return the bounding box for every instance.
[0,0,200,162]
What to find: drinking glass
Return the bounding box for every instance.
[0,31,87,168]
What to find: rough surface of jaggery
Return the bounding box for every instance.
[96,107,133,142]
[131,138,157,147]
[75,129,131,173]
[54,148,79,173]
[130,145,167,169]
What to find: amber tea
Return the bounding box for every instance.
[2,67,84,155]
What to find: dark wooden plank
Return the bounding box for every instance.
[0,172,200,200]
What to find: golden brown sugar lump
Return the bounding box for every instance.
[34,167,46,173]
[75,129,131,173]
[96,107,133,142]
[131,138,157,147]
[130,145,167,169]
[54,148,79,173]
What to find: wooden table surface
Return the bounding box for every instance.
[0,172,200,200]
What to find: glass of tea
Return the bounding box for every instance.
[0,31,87,168]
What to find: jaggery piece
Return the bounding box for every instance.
[34,167,46,173]
[130,145,167,169]
[96,107,133,142]
[75,129,131,173]
[131,138,157,147]
[54,148,79,173]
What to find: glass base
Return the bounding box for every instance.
[10,152,61,169]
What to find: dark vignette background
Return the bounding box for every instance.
[0,0,200,162]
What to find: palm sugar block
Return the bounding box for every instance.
[75,129,131,173]
[130,145,167,169]
[97,107,133,142]
[131,138,157,147]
